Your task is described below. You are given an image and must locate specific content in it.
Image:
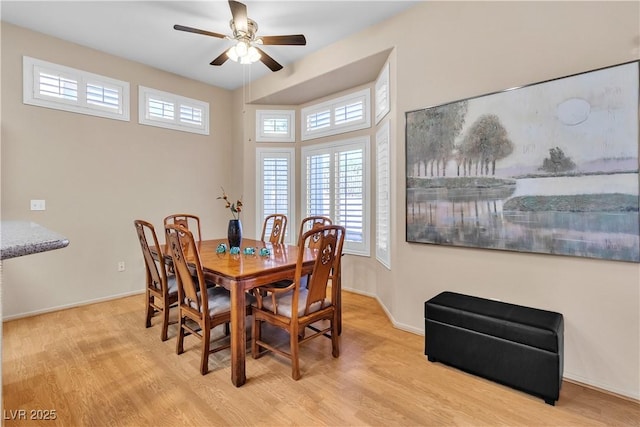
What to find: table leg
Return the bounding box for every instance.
[230,281,246,387]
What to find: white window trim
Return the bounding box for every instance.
[376,119,391,269]
[301,88,371,141]
[375,62,390,125]
[256,110,295,142]
[138,86,209,135]
[301,136,370,256]
[23,56,130,121]
[256,147,295,244]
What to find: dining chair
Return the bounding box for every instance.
[165,224,253,375]
[260,213,288,245]
[251,224,345,380]
[164,213,202,242]
[134,219,178,342]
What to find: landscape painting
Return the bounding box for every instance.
[406,61,639,262]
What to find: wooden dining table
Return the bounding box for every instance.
[151,237,318,387]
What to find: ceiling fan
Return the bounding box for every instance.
[173,0,307,72]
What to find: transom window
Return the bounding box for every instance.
[301,88,371,141]
[256,110,295,142]
[139,86,209,135]
[23,56,130,121]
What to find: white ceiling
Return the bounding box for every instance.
[1,1,418,93]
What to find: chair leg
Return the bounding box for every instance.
[251,316,261,358]
[291,325,301,380]
[145,291,153,328]
[161,304,170,342]
[176,315,185,355]
[200,325,211,375]
[331,316,340,358]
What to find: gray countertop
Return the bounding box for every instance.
[1,221,70,260]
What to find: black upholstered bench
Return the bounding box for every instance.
[424,291,564,405]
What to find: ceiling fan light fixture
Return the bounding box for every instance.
[227,41,261,64]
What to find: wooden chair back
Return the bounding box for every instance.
[134,220,167,293]
[298,225,345,316]
[298,216,332,250]
[165,224,208,317]
[261,213,288,245]
[164,213,202,242]
[134,219,177,341]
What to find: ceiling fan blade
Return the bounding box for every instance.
[210,51,229,66]
[254,46,283,72]
[228,0,248,34]
[173,24,226,39]
[260,35,307,46]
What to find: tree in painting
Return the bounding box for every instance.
[539,147,576,173]
[406,101,468,177]
[459,114,514,176]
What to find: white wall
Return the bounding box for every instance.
[238,1,640,399]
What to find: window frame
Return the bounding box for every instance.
[256,110,296,142]
[138,86,209,135]
[301,88,371,141]
[23,56,130,121]
[375,119,391,269]
[301,136,371,256]
[256,147,296,244]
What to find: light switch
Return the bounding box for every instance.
[30,199,46,211]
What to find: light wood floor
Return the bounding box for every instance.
[3,291,639,426]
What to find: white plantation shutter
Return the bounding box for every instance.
[336,148,364,244]
[375,62,390,124]
[180,105,203,126]
[148,98,175,120]
[38,71,78,101]
[306,109,331,132]
[306,152,332,217]
[86,82,121,111]
[334,101,364,126]
[257,148,295,244]
[24,56,129,121]
[376,120,391,269]
[302,137,370,256]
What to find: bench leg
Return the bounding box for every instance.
[544,398,556,406]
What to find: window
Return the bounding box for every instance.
[139,86,209,135]
[301,88,371,140]
[301,137,370,256]
[256,110,295,142]
[376,120,391,269]
[375,62,390,124]
[256,148,295,244]
[23,56,130,121]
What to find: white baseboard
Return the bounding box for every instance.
[563,371,640,401]
[343,286,424,335]
[2,289,144,321]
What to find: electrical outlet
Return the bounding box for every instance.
[117,261,126,272]
[30,199,46,211]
